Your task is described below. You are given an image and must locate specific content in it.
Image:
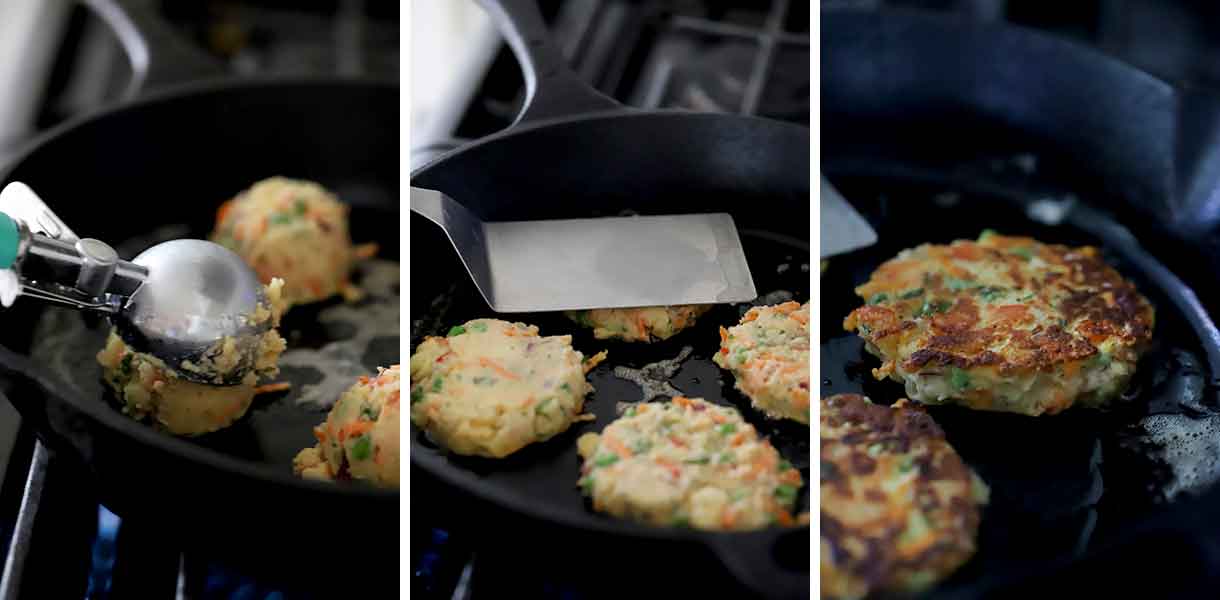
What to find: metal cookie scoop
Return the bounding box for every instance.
[0,182,269,385]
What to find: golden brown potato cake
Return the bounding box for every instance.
[843,231,1154,416]
[821,393,988,599]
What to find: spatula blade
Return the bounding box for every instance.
[821,177,877,257]
[483,213,756,313]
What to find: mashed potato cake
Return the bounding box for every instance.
[410,319,604,458]
[576,396,803,531]
[714,301,811,424]
[96,279,289,436]
[822,393,988,599]
[294,365,400,488]
[566,305,710,343]
[211,176,374,306]
[844,231,1154,416]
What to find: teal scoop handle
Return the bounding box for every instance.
[0,212,17,269]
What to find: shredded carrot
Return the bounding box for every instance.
[668,435,687,448]
[479,357,519,380]
[521,395,536,409]
[340,420,375,440]
[582,350,608,373]
[673,396,692,408]
[780,469,802,485]
[718,326,728,343]
[215,199,236,227]
[730,432,747,447]
[254,382,292,395]
[774,509,794,527]
[655,458,681,479]
[604,435,632,457]
[313,426,327,443]
[358,375,371,384]
[721,509,737,529]
[790,310,808,325]
[353,243,379,260]
[710,413,727,424]
[386,390,400,406]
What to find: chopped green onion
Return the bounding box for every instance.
[119,354,134,376]
[976,286,1006,302]
[431,377,443,392]
[867,443,884,457]
[949,368,971,391]
[559,383,571,392]
[945,277,974,291]
[774,484,798,503]
[898,457,915,473]
[578,476,595,494]
[411,388,424,404]
[672,516,691,528]
[535,398,554,414]
[269,213,294,225]
[899,288,925,300]
[470,322,488,333]
[979,229,998,241]
[684,456,710,465]
[350,435,372,461]
[1012,247,1034,261]
[868,293,889,305]
[623,406,637,417]
[778,459,793,473]
[472,376,496,386]
[447,325,466,337]
[294,199,307,215]
[718,452,735,464]
[631,439,652,453]
[717,423,737,435]
[594,454,619,467]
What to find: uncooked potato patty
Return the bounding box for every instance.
[566,305,710,343]
[821,393,988,599]
[714,301,811,424]
[844,231,1154,415]
[576,396,803,531]
[96,279,288,436]
[294,365,401,488]
[211,176,368,306]
[410,319,604,458]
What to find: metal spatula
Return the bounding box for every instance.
[411,186,757,313]
[821,176,877,257]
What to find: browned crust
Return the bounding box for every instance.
[821,393,984,598]
[843,234,1155,376]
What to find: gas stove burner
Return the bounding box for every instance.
[666,41,757,112]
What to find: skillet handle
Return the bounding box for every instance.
[476,0,620,125]
[711,528,810,600]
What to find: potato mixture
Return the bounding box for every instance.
[211,176,371,306]
[714,301,811,424]
[96,279,288,436]
[410,319,605,458]
[576,397,804,531]
[294,365,401,488]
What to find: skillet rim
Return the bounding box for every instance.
[0,75,402,500]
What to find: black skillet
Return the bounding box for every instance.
[823,10,1220,598]
[0,78,399,594]
[410,1,810,598]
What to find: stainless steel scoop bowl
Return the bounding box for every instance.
[114,239,271,385]
[0,182,270,385]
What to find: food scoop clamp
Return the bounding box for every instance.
[0,182,270,385]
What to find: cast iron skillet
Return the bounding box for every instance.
[0,78,399,593]
[410,1,809,598]
[824,10,1220,598]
